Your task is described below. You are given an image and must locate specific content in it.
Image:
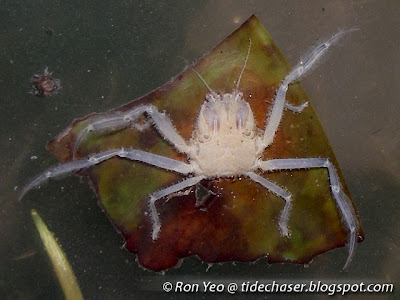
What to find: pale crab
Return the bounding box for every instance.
[20,29,360,269]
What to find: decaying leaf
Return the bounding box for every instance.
[45,15,363,271]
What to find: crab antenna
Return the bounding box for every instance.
[236,38,252,90]
[179,56,219,99]
[190,66,219,99]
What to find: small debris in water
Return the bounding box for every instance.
[29,67,61,97]
[43,27,55,36]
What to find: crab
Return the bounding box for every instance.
[20,29,360,269]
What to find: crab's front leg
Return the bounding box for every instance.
[258,158,359,269]
[284,101,308,113]
[73,104,193,157]
[260,28,357,152]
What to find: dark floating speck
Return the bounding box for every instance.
[44,27,55,36]
[29,67,61,97]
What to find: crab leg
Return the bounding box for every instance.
[246,171,292,237]
[259,157,359,269]
[261,28,357,152]
[73,104,192,157]
[19,148,195,201]
[149,176,204,240]
[284,101,308,113]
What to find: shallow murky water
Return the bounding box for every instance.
[1,1,399,299]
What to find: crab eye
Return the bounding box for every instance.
[205,94,214,101]
[206,93,220,102]
[203,105,220,131]
[234,91,243,101]
[236,103,249,130]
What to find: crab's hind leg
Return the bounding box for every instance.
[73,104,192,157]
[19,148,194,201]
[259,158,359,269]
[246,171,292,237]
[149,176,204,240]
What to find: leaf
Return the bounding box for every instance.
[47,15,363,271]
